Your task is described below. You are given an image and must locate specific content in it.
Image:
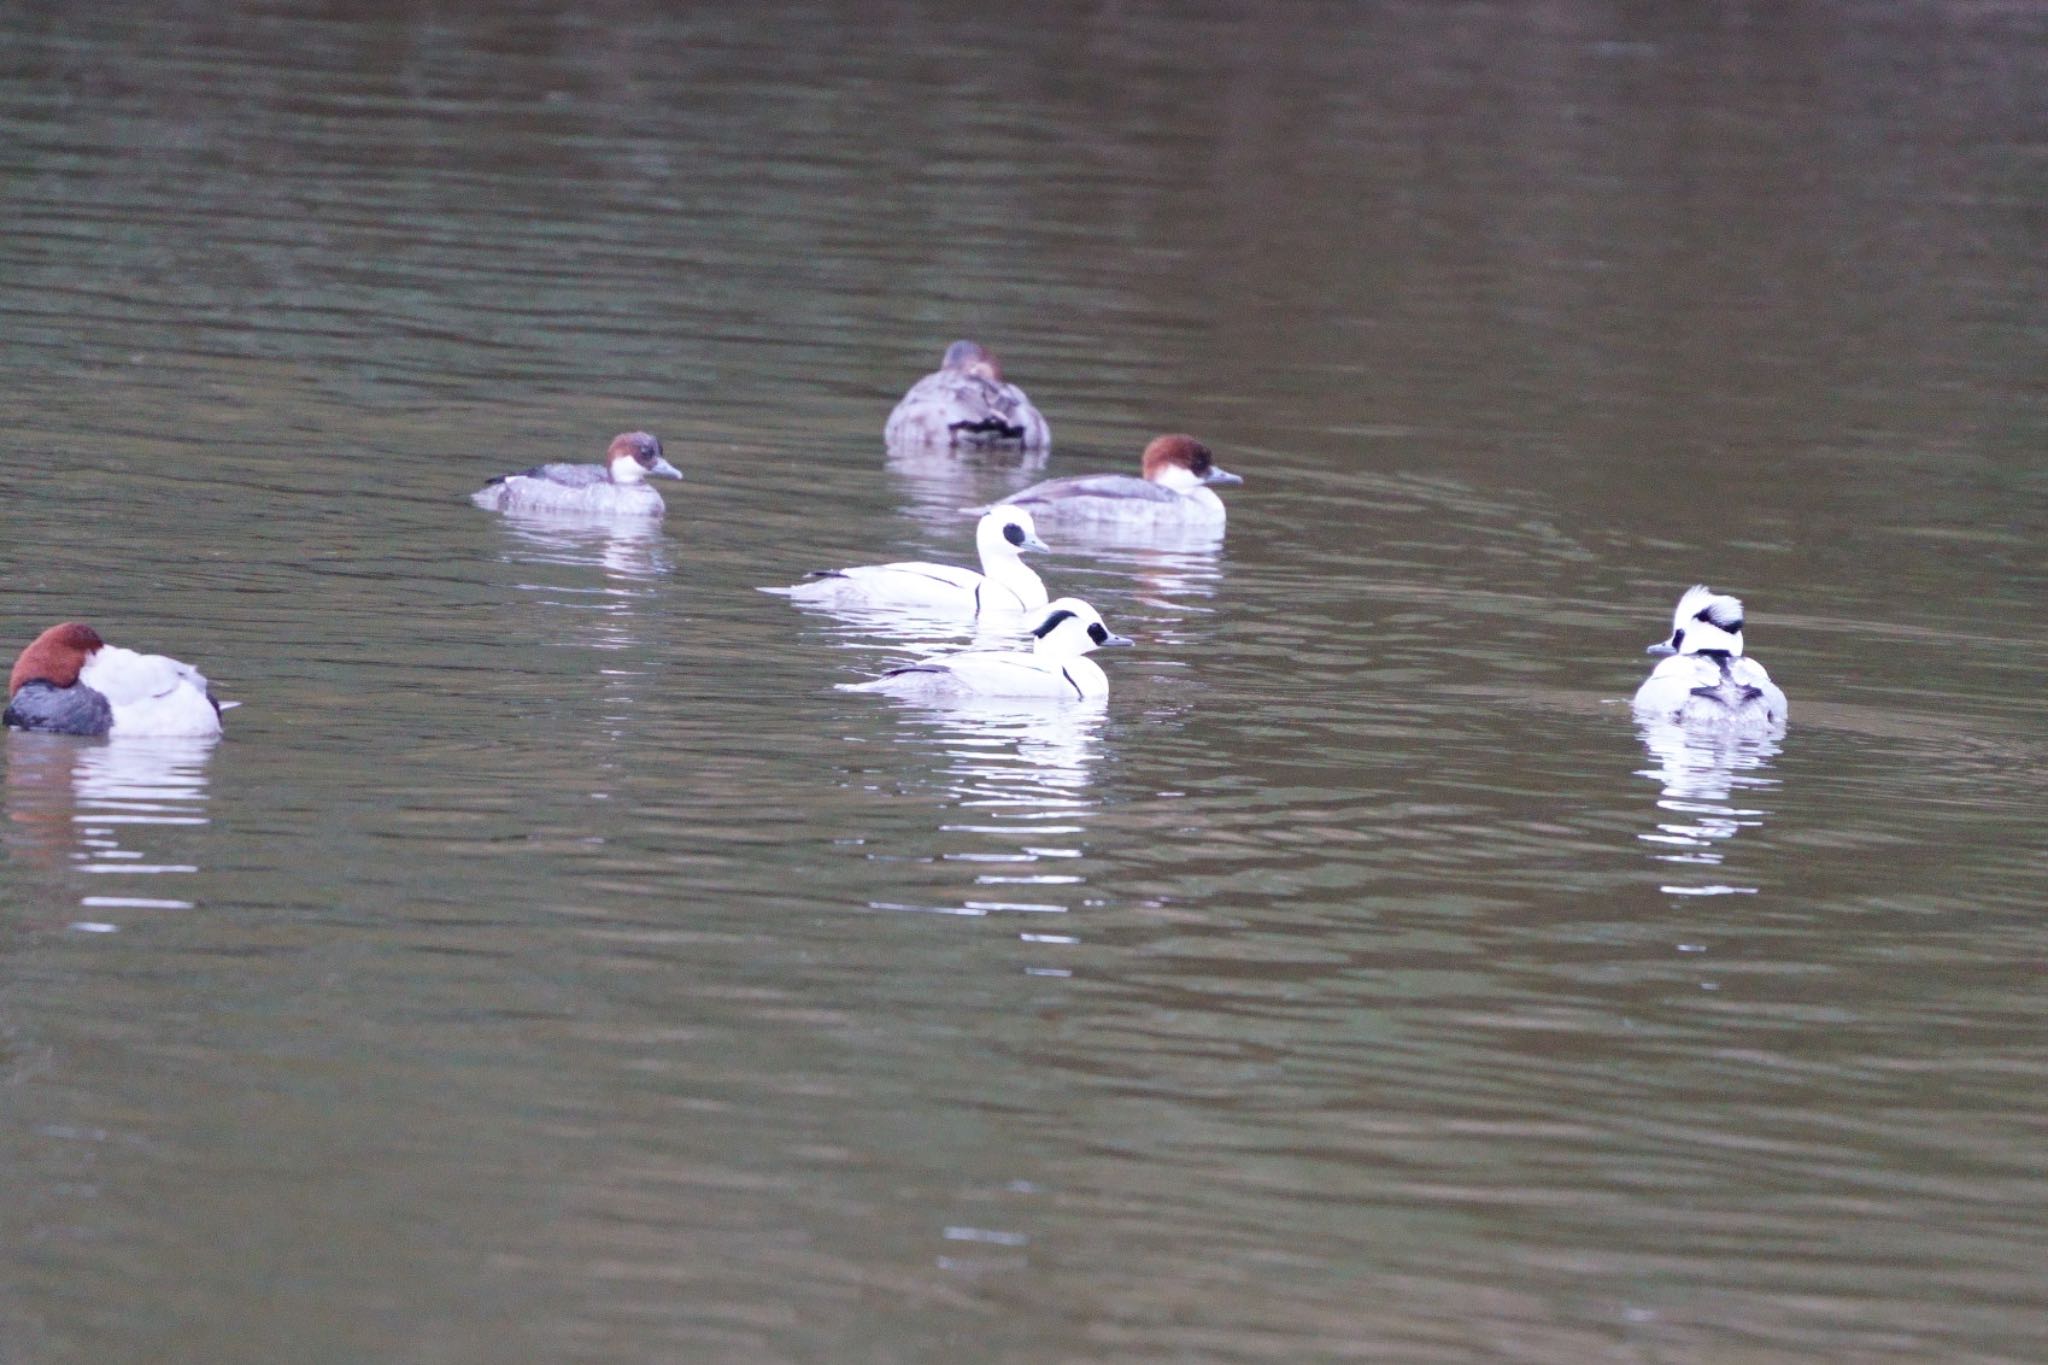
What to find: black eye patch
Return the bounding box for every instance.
[1671,628,1686,652]
[1003,523,1026,546]
[1087,622,1109,645]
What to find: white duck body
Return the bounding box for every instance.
[767,506,1051,616]
[885,340,1051,451]
[842,598,1132,701]
[472,431,681,519]
[84,646,225,737]
[997,434,1240,532]
[1632,585,1788,731]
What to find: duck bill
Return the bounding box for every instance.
[649,457,684,480]
[1645,639,1677,655]
[1099,634,1135,648]
[1022,533,1052,553]
[1203,467,1244,486]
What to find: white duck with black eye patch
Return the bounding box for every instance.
[1633,585,1788,729]
[839,597,1133,701]
[764,506,1051,616]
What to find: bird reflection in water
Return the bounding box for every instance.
[495,511,674,588]
[1634,719,1783,896]
[862,696,1106,922]
[3,732,216,925]
[884,437,1049,533]
[493,510,673,659]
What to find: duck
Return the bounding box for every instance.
[884,340,1051,451]
[471,431,681,518]
[840,598,1132,701]
[4,623,228,737]
[1633,585,1788,729]
[764,506,1052,616]
[992,434,1241,532]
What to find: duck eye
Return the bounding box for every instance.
[1087,623,1108,644]
[1003,523,1026,546]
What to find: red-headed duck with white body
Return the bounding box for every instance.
[471,431,682,519]
[885,341,1051,451]
[992,434,1242,534]
[4,623,228,737]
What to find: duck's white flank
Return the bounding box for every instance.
[766,506,1052,615]
[840,597,1132,701]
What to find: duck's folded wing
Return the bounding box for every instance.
[826,561,984,591]
[80,647,210,708]
[934,654,1072,692]
[488,463,608,488]
[3,681,113,735]
[1003,474,1176,505]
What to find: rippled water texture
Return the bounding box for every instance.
[2,3,2044,1361]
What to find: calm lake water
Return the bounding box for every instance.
[2,2,2045,1361]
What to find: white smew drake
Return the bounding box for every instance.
[765,506,1052,616]
[1633,585,1788,729]
[993,434,1241,532]
[885,340,1051,451]
[4,622,229,737]
[841,598,1132,701]
[471,431,682,518]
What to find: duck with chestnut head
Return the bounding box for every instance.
[4,623,228,737]
[885,340,1051,452]
[471,431,682,519]
[990,434,1242,534]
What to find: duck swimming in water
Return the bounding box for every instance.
[885,340,1051,451]
[764,506,1052,616]
[840,598,1132,701]
[4,623,228,737]
[1632,585,1788,730]
[991,434,1241,534]
[471,431,682,519]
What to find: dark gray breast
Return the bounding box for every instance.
[3,681,114,735]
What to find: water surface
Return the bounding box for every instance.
[2,2,2044,1361]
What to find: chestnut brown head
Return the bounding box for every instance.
[941,339,1003,384]
[10,622,105,693]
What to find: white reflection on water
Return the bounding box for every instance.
[863,696,1105,919]
[1057,537,1223,624]
[495,512,675,587]
[884,439,1048,531]
[783,595,1037,662]
[3,732,216,920]
[493,514,672,687]
[1635,719,1783,896]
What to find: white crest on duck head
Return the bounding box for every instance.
[1029,597,1134,657]
[1649,584,1747,657]
[977,504,1051,559]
